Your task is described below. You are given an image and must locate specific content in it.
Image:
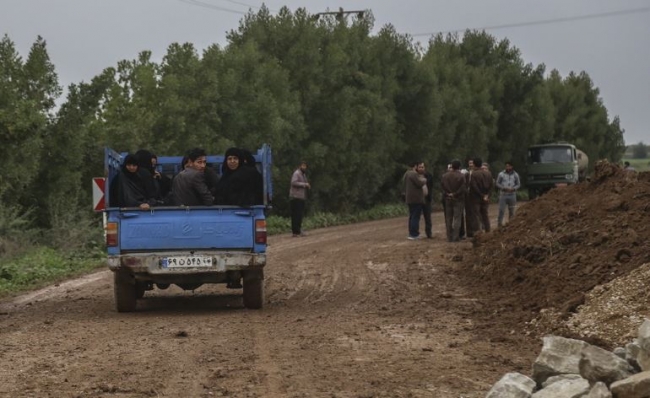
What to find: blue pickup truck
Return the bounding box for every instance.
[101,145,272,312]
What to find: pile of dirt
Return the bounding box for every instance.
[466,161,650,347]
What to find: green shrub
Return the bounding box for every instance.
[267,203,407,235]
[0,203,38,258]
[516,190,529,201]
[0,246,103,295]
[44,204,104,252]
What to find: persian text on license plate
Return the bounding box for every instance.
[161,256,213,268]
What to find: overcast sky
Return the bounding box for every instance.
[2,0,649,145]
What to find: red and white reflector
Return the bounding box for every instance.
[93,177,106,211]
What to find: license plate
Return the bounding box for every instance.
[161,255,213,268]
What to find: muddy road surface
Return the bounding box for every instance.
[0,210,536,397]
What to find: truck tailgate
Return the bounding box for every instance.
[117,208,255,251]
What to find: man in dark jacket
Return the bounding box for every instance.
[469,157,493,233]
[422,165,434,239]
[171,148,214,206]
[441,160,466,242]
[403,161,427,240]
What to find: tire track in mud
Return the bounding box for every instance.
[266,219,402,309]
[250,326,285,397]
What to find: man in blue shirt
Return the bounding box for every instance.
[496,161,521,228]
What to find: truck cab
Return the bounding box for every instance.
[526,143,588,199]
[102,145,272,312]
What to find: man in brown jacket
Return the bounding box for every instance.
[441,160,466,242]
[403,161,427,240]
[469,157,493,233]
[464,159,477,237]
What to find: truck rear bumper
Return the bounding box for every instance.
[107,251,266,275]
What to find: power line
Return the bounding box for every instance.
[410,6,650,37]
[176,0,247,15]
[177,0,275,14]
[218,0,266,10]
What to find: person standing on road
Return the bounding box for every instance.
[441,160,466,242]
[496,161,521,228]
[464,158,478,237]
[421,163,434,239]
[404,161,427,240]
[469,157,493,233]
[289,161,310,237]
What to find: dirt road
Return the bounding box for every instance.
[0,209,536,397]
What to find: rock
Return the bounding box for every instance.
[610,371,650,398]
[626,341,642,371]
[579,344,634,385]
[639,319,650,350]
[486,372,536,398]
[532,336,589,384]
[638,350,650,373]
[614,347,627,360]
[541,374,582,389]
[531,378,589,398]
[585,382,611,398]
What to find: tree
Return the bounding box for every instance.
[0,35,53,214]
[632,141,647,159]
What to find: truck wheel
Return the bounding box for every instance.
[528,189,538,200]
[243,277,264,309]
[114,271,137,312]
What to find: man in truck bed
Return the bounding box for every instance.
[171,147,214,206]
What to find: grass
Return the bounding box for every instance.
[622,158,650,172]
[267,203,408,235]
[0,246,105,296]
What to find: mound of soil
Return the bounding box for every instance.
[466,162,650,345]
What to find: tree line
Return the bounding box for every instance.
[0,6,626,233]
[629,142,647,159]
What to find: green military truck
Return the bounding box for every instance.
[526,142,589,199]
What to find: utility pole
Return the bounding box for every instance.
[313,7,365,21]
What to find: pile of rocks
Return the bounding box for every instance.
[486,319,650,397]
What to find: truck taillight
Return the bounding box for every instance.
[255,220,267,244]
[106,222,118,247]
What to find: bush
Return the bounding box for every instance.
[0,246,103,295]
[516,190,529,201]
[267,203,407,235]
[0,203,38,258]
[44,203,104,252]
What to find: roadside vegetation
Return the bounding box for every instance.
[266,203,407,235]
[621,158,650,172]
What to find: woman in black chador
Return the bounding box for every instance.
[111,154,156,209]
[215,147,263,206]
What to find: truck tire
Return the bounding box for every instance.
[114,271,137,312]
[243,276,264,309]
[528,188,538,200]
